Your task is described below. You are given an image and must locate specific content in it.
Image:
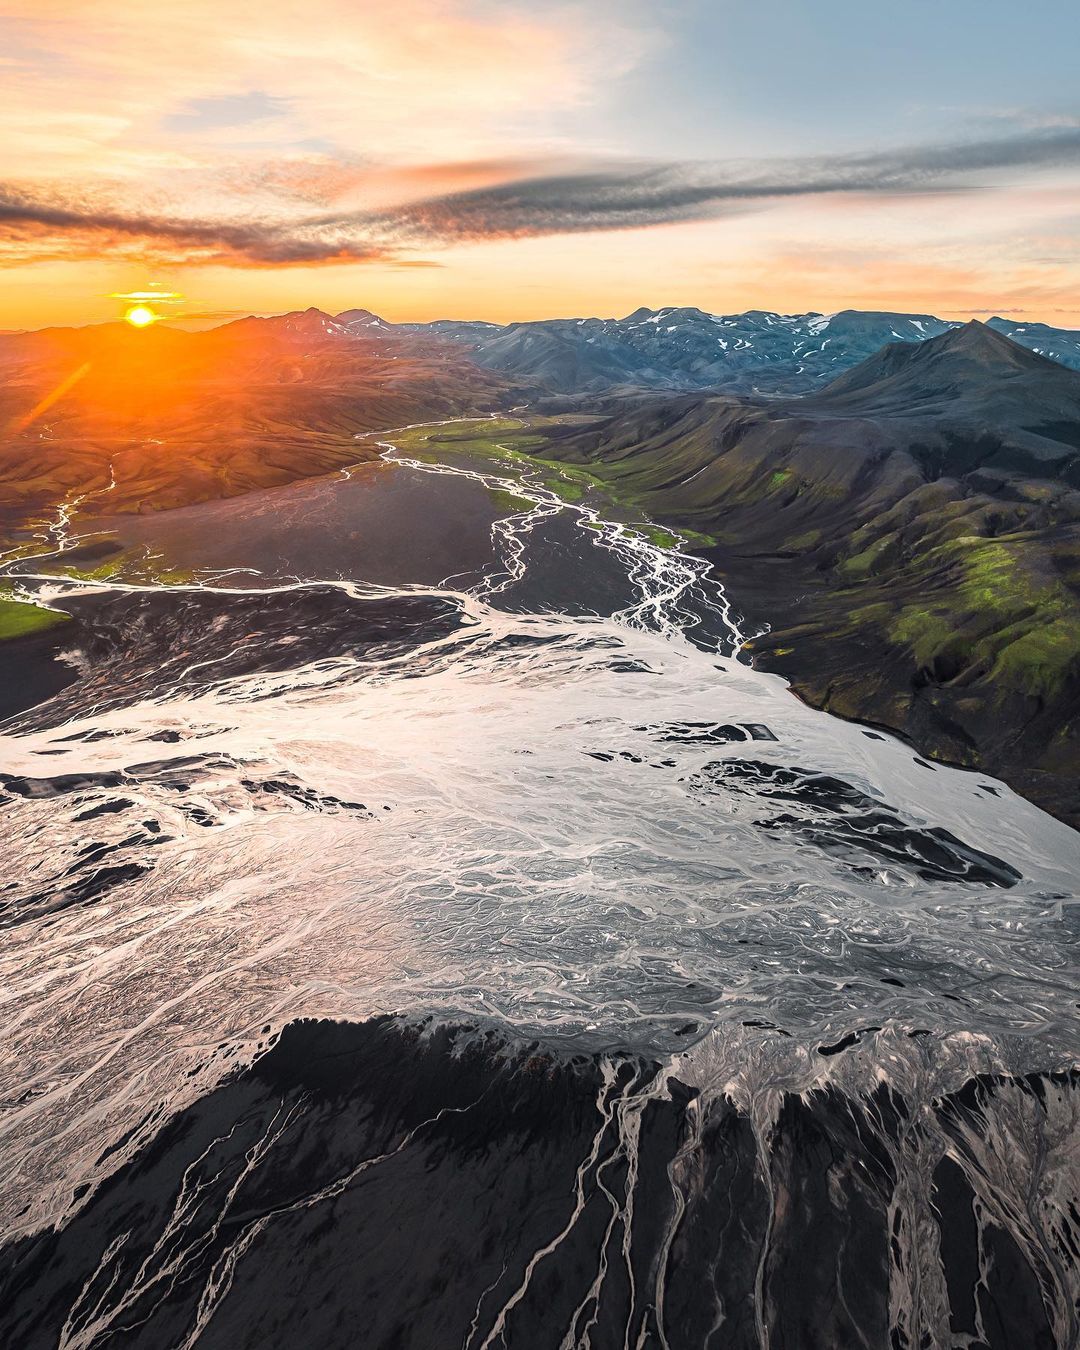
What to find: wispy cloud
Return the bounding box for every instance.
[2,128,1079,266]
[0,182,389,264]
[161,91,293,133]
[359,127,1080,243]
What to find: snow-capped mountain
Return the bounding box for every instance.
[209,305,1080,396]
[344,306,1080,394]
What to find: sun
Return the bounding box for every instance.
[113,287,183,326]
[124,304,158,328]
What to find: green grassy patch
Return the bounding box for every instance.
[385,419,550,466]
[45,551,196,588]
[642,526,680,550]
[378,419,743,560]
[384,422,608,510]
[147,565,196,585]
[868,533,1080,700]
[530,457,606,506]
[45,558,123,582]
[552,479,586,502]
[0,593,70,640]
[945,537,1033,615]
[677,527,719,548]
[838,535,894,580]
[487,488,534,515]
[785,528,823,552]
[988,618,1080,699]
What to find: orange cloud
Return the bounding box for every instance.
[0,1,647,177]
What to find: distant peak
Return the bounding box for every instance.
[814,312,1069,403]
[335,307,387,326]
[927,318,1024,354]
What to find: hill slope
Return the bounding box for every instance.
[538,324,1080,825]
[0,312,515,531]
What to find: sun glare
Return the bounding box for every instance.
[124,304,157,328]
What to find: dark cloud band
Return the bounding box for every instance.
[1,126,1078,264]
[354,126,1080,242]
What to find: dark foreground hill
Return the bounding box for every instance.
[539,323,1080,825]
[3,1016,1074,1349]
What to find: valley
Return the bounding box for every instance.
[2,307,1079,827]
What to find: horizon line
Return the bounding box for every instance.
[4,303,1080,338]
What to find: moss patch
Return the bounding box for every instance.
[854,532,1080,701]
[487,488,535,515]
[785,528,823,552]
[45,558,123,582]
[642,526,680,549]
[678,527,719,548]
[888,608,957,666]
[385,419,549,465]
[0,593,70,640]
[838,535,894,579]
[989,619,1080,699]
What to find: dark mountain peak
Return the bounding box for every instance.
[940,317,997,344]
[814,309,952,340]
[831,307,938,324]
[273,307,336,326]
[917,318,1052,369]
[815,317,1068,407]
[622,305,714,325]
[284,307,340,329]
[985,314,1079,341]
[656,306,714,322]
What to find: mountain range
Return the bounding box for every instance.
[5,302,1078,430]
[295,303,1080,395]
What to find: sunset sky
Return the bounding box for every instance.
[2,0,1079,329]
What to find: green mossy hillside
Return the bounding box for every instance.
[531,393,1080,826]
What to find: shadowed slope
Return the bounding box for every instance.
[1,1017,1075,1350]
[538,325,1080,824]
